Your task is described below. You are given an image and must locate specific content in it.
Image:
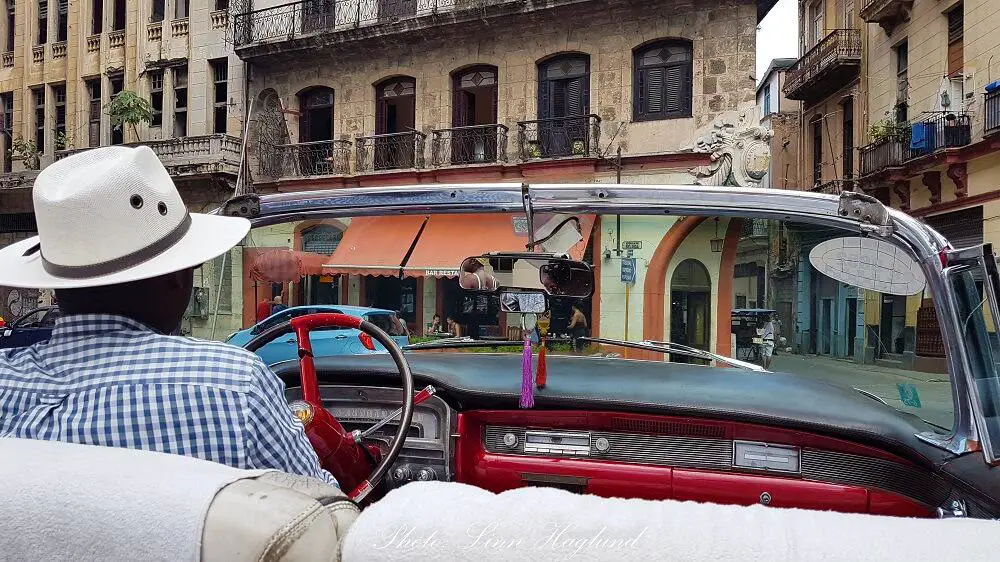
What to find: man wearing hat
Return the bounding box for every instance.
[0,146,337,486]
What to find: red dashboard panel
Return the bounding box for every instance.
[455,410,934,517]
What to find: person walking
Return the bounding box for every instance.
[271,295,287,315]
[568,302,588,353]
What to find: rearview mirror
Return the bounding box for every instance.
[500,289,548,314]
[809,237,926,296]
[459,253,594,298]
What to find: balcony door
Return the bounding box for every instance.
[375,77,416,170]
[537,54,590,157]
[302,0,335,34]
[451,65,498,164]
[298,87,334,175]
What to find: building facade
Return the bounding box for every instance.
[0,0,246,337]
[232,0,776,353]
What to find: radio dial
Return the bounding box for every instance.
[393,466,412,482]
[416,467,437,481]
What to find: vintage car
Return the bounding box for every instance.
[0,305,61,350]
[5,183,1000,561]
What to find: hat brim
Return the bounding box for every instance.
[0,213,251,289]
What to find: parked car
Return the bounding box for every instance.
[0,306,61,349]
[226,305,410,366]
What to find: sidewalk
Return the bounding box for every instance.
[770,353,953,428]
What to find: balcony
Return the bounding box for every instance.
[517,115,601,160]
[430,124,508,167]
[56,135,242,177]
[233,0,527,58]
[0,171,39,191]
[86,34,100,52]
[859,0,912,33]
[258,139,352,178]
[355,131,426,172]
[859,114,971,177]
[51,41,66,59]
[31,46,43,63]
[782,29,862,102]
[109,30,125,49]
[986,90,1000,136]
[1,51,12,67]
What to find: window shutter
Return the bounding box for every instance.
[538,77,550,119]
[452,86,467,127]
[947,39,963,76]
[636,68,646,116]
[647,68,665,114]
[580,73,590,114]
[566,78,582,116]
[552,80,567,117]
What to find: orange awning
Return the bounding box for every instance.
[249,249,328,283]
[321,216,427,277]
[401,214,595,278]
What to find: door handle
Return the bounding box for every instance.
[333,334,348,339]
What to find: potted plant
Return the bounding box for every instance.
[55,131,74,151]
[106,90,153,141]
[526,140,543,158]
[8,135,40,171]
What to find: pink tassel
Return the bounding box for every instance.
[520,334,534,408]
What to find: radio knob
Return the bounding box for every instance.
[392,466,412,481]
[416,467,437,481]
[502,432,518,448]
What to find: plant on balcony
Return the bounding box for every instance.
[8,136,40,170]
[106,90,153,141]
[868,116,909,143]
[55,132,74,151]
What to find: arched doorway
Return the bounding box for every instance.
[536,53,590,157]
[300,223,343,305]
[450,65,498,164]
[374,76,416,170]
[670,258,711,363]
[297,86,335,175]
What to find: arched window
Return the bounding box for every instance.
[537,54,590,120]
[633,40,693,121]
[297,86,334,143]
[375,76,416,135]
[302,224,343,256]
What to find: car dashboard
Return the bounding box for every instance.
[274,353,1000,519]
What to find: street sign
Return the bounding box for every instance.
[620,258,636,284]
[623,240,642,250]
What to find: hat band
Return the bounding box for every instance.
[39,212,193,279]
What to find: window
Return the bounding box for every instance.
[298,87,334,142]
[1,92,12,173]
[86,79,101,147]
[36,0,47,45]
[92,0,102,33]
[175,0,188,19]
[32,87,44,152]
[947,3,963,77]
[112,0,125,30]
[808,1,823,48]
[843,0,854,29]
[895,41,908,122]
[52,83,65,148]
[812,119,822,185]
[149,71,163,127]
[6,1,14,53]
[109,74,123,145]
[210,59,228,134]
[215,0,227,9]
[842,98,854,179]
[56,0,66,42]
[633,41,693,121]
[173,66,187,137]
[762,83,771,116]
[151,0,164,22]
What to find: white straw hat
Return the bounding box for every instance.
[0,145,250,289]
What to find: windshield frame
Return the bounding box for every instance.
[223,183,981,456]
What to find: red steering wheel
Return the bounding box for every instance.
[244,313,416,503]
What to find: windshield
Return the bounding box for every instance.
[190,211,957,430]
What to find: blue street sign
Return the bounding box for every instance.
[620,258,636,284]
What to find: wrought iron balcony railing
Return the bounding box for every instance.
[986,90,1000,136]
[859,135,910,177]
[56,135,242,176]
[783,29,862,102]
[516,114,601,161]
[355,131,426,172]
[430,124,508,167]
[233,0,517,47]
[859,114,971,176]
[258,139,352,178]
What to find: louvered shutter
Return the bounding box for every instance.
[580,73,590,114]
[647,67,665,114]
[566,78,583,117]
[552,80,567,117]
[538,77,550,119]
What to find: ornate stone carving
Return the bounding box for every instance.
[922,171,942,205]
[892,180,910,212]
[689,108,774,188]
[947,163,968,198]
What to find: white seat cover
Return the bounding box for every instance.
[343,481,1000,562]
[0,438,358,562]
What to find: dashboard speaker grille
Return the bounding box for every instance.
[610,418,725,439]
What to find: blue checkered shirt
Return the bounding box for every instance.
[0,314,338,487]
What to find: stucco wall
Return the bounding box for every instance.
[248,0,757,160]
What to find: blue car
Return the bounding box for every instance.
[226,305,410,367]
[0,306,62,350]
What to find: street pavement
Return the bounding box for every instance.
[770,353,954,429]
